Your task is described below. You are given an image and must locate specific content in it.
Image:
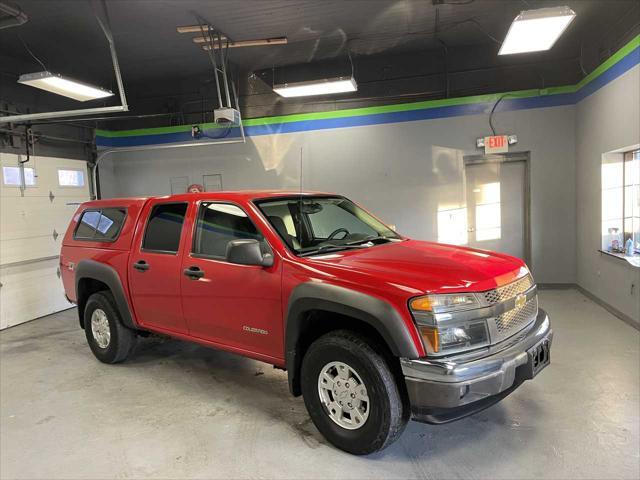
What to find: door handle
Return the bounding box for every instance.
[183,266,205,279]
[133,260,150,272]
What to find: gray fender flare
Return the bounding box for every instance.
[285,282,420,395]
[75,259,137,330]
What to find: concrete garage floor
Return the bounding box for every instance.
[1,290,638,480]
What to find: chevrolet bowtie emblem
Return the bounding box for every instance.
[515,293,526,309]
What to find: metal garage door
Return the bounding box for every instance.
[0,152,90,329]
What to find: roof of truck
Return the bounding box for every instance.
[80,190,337,208]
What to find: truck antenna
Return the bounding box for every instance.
[297,146,303,244]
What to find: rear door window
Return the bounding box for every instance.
[75,208,126,241]
[142,203,188,253]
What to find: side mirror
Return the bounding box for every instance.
[226,239,274,267]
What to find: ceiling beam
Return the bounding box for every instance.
[199,37,288,50]
[176,24,222,34]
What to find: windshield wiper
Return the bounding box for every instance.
[346,235,393,246]
[299,244,370,257]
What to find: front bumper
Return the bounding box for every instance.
[401,308,552,424]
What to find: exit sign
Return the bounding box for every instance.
[483,135,509,154]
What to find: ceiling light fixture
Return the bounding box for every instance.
[273,76,357,98]
[498,6,576,55]
[17,71,114,102]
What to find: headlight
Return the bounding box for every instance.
[409,293,489,355]
[417,322,489,355]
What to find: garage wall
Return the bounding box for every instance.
[575,65,640,325]
[0,153,90,329]
[99,105,576,284]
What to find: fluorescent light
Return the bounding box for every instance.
[499,6,576,55]
[18,71,114,102]
[273,77,357,97]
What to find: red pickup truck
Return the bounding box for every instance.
[60,191,552,454]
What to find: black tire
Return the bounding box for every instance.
[301,330,408,455]
[84,291,137,364]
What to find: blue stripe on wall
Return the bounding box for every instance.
[96,46,639,149]
[574,45,640,102]
[96,130,244,148]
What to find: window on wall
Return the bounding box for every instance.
[2,166,36,186]
[437,206,468,245]
[474,182,502,241]
[58,169,85,187]
[602,149,640,254]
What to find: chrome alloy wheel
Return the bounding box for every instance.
[317,361,370,430]
[90,309,111,349]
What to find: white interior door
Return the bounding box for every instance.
[464,156,527,260]
[0,153,90,329]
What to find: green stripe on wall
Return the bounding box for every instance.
[96,34,640,139]
[576,34,640,90]
[94,86,573,138]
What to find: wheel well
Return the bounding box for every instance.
[76,278,110,329]
[289,309,402,396]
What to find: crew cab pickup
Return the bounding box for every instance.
[60,191,552,455]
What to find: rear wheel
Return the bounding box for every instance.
[301,330,408,455]
[84,291,137,364]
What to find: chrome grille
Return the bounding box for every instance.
[494,297,538,335]
[483,275,534,305]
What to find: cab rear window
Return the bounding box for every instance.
[74,208,126,242]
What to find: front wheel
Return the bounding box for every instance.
[300,330,408,455]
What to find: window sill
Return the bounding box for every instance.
[598,250,640,268]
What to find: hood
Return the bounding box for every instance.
[306,239,528,294]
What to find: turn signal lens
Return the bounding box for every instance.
[410,297,433,311]
[409,293,480,313]
[418,325,439,353]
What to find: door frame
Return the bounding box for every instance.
[462,151,532,268]
[170,176,189,194]
[202,173,223,192]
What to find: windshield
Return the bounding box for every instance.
[256,196,401,255]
